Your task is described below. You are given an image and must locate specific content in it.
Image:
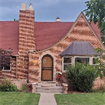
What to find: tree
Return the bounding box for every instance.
[14,19,18,21]
[84,0,105,44]
[94,48,105,78]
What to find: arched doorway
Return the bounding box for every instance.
[41,54,53,81]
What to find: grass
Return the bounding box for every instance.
[0,92,40,105]
[55,93,105,105]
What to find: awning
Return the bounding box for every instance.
[60,41,98,56]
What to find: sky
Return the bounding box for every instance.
[0,0,88,22]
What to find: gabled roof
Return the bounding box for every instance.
[91,22,101,40]
[31,12,103,54]
[60,41,98,56]
[34,22,74,50]
[0,15,102,55]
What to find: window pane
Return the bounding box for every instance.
[4,64,10,70]
[0,64,3,70]
[64,64,71,70]
[93,58,99,65]
[75,58,89,65]
[93,58,96,64]
[64,57,71,63]
[0,66,2,70]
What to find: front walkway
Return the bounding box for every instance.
[38,93,57,105]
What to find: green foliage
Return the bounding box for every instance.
[22,84,27,92]
[14,18,19,21]
[66,63,96,92]
[55,93,105,105]
[0,92,40,105]
[84,0,105,44]
[84,0,105,31]
[0,79,18,91]
[94,48,105,78]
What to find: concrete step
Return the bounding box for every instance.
[38,83,56,87]
[36,86,63,93]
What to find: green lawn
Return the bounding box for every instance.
[55,93,105,105]
[0,92,40,105]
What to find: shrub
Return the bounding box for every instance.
[0,79,18,91]
[22,84,27,92]
[66,63,96,92]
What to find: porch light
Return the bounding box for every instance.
[33,60,38,65]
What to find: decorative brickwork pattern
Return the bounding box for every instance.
[17,10,35,79]
[28,14,103,83]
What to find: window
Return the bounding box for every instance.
[75,57,89,65]
[93,57,99,66]
[2,57,11,71]
[2,63,11,71]
[63,56,72,71]
[0,49,11,71]
[3,64,10,70]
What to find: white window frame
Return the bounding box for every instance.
[74,56,90,65]
[62,56,72,72]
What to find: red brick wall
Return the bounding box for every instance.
[28,14,103,83]
[17,10,35,79]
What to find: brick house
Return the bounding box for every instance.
[0,3,104,87]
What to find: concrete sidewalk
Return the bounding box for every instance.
[38,93,57,105]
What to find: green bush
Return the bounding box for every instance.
[22,84,27,92]
[0,79,18,91]
[66,63,97,92]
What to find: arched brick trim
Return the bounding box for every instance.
[39,51,56,82]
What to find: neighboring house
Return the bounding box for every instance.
[0,3,104,84]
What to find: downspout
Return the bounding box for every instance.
[27,52,29,83]
[16,56,18,78]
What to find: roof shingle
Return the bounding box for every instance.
[0,21,19,55]
[0,21,101,55]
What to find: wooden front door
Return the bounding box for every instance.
[42,55,53,81]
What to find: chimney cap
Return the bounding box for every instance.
[28,3,33,10]
[56,17,60,19]
[21,3,26,10]
[56,17,60,22]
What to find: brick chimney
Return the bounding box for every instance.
[19,3,35,52]
[17,3,35,79]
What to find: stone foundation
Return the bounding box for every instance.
[93,77,105,90]
[11,79,27,90]
[62,83,68,93]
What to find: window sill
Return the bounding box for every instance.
[62,71,66,73]
[2,70,11,72]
